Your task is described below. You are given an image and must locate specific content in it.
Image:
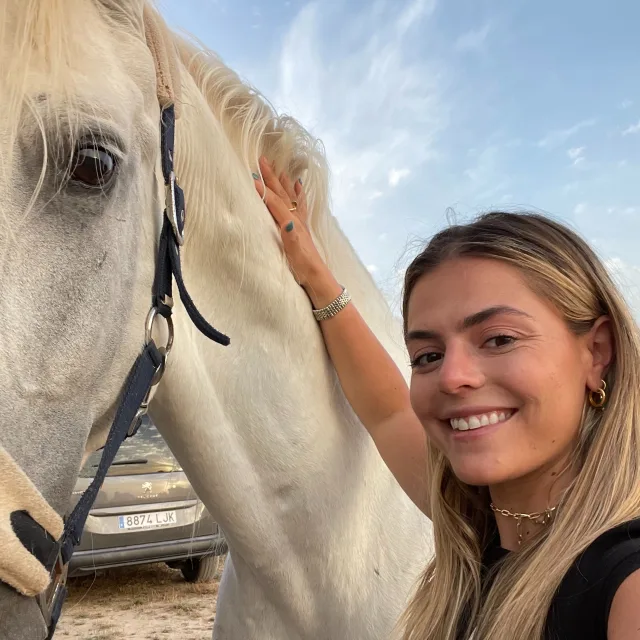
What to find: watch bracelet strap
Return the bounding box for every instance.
[312,287,352,321]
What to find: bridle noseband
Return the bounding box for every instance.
[9,103,230,639]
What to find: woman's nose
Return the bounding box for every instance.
[437,342,485,394]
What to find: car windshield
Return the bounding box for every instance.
[78,417,182,478]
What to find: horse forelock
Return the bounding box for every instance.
[0,1,157,237]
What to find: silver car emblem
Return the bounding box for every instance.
[142,482,153,495]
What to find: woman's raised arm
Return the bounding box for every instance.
[254,157,429,516]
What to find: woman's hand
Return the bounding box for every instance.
[253,156,336,299]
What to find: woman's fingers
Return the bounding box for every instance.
[254,156,308,230]
[294,180,308,224]
[254,176,293,230]
[280,172,298,205]
[259,157,292,207]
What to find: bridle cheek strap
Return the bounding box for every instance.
[0,447,63,597]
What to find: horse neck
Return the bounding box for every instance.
[151,63,411,541]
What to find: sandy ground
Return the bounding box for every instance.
[56,557,225,640]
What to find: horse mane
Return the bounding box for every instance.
[166,25,333,259]
[155,6,397,327]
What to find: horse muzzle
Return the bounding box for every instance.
[0,446,63,598]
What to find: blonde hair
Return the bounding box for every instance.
[397,211,640,640]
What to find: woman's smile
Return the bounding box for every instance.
[445,408,518,440]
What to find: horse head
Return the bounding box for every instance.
[0,1,173,635]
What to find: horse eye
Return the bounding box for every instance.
[70,145,117,188]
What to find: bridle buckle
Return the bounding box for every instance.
[37,548,68,638]
[166,171,185,246]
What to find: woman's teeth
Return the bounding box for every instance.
[450,411,513,431]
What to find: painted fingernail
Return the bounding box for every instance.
[285,221,294,233]
[298,178,303,185]
[252,173,260,180]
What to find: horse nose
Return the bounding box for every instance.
[0,583,47,640]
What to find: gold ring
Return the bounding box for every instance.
[289,200,298,212]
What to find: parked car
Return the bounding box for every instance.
[67,417,226,582]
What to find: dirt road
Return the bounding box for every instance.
[56,558,224,640]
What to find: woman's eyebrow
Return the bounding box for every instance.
[405,305,534,342]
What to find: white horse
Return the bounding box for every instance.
[0,1,433,638]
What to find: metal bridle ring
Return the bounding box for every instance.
[145,307,175,358]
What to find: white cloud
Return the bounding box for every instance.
[454,23,492,52]
[389,168,411,187]
[567,147,585,165]
[277,5,323,129]
[396,0,437,37]
[622,121,640,136]
[574,202,587,215]
[537,119,596,148]
[620,99,633,109]
[274,1,444,221]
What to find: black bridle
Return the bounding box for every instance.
[8,103,230,639]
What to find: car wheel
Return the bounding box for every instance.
[181,554,221,583]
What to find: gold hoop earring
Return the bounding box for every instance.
[588,380,607,409]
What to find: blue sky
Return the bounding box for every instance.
[159,0,640,315]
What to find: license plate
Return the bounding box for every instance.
[118,510,177,530]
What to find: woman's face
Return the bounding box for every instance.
[405,256,610,487]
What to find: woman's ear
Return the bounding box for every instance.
[585,315,614,391]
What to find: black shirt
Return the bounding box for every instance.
[481,518,640,639]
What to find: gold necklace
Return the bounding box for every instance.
[490,503,557,546]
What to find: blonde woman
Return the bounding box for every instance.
[254,157,640,640]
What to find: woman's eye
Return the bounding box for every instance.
[411,352,442,368]
[485,335,517,348]
[70,145,117,188]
